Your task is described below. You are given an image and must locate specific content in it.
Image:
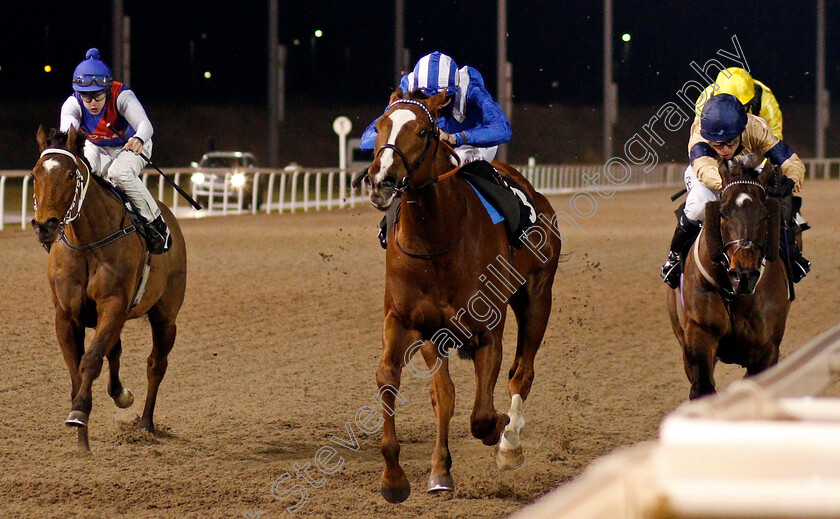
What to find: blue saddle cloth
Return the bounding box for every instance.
[467,182,505,224]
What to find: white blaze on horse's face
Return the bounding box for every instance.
[373,109,417,185]
[735,193,752,207]
[43,158,61,172]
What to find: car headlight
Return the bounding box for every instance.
[230,173,247,188]
[191,172,206,185]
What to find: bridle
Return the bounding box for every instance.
[37,148,90,228]
[36,147,136,251]
[693,178,770,299]
[719,179,768,266]
[373,99,460,194]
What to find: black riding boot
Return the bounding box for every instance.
[145,215,172,255]
[661,210,702,289]
[783,227,810,283]
[777,192,810,283]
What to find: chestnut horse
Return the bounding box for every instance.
[31,126,187,451]
[361,89,561,503]
[667,158,789,400]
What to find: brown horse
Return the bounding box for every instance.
[361,89,561,503]
[667,157,789,400]
[31,126,187,451]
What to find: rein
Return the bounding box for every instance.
[38,147,136,252]
[394,190,469,259]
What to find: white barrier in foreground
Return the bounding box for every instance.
[512,322,840,519]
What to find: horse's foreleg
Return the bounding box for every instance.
[55,309,89,451]
[69,303,126,431]
[420,341,455,494]
[106,339,134,409]
[470,333,508,447]
[55,308,85,405]
[139,307,177,433]
[683,323,719,400]
[376,313,417,504]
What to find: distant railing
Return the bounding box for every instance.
[3,158,838,230]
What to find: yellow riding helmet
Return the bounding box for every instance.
[713,67,755,106]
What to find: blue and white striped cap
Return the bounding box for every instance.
[406,52,459,96]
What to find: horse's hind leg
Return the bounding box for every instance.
[420,341,455,494]
[376,313,417,504]
[499,270,555,469]
[55,310,88,451]
[139,306,177,433]
[470,331,508,447]
[106,339,135,409]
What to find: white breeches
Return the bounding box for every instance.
[683,164,718,223]
[83,140,160,222]
[454,145,498,165]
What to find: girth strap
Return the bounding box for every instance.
[128,252,152,315]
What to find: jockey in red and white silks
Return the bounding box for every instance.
[59,48,170,254]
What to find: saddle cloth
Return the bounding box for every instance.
[458,160,537,248]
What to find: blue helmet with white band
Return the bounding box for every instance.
[407,52,460,97]
[700,93,747,141]
[72,48,113,93]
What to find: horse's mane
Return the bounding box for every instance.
[404,89,432,101]
[45,128,86,157]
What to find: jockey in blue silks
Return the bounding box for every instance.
[361,51,511,165]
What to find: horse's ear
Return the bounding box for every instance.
[36,125,49,152]
[389,88,405,104]
[718,159,733,187]
[756,162,775,187]
[427,91,450,114]
[704,200,725,262]
[66,126,78,152]
[764,197,781,261]
[742,153,763,171]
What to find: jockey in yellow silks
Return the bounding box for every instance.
[660,94,810,289]
[694,67,784,139]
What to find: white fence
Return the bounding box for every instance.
[4,158,839,230]
[512,322,840,519]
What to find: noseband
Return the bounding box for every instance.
[375,99,441,193]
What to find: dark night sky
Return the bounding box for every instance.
[1,1,839,108]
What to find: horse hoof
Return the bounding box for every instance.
[65,410,88,428]
[380,481,411,503]
[496,431,525,470]
[113,388,134,409]
[427,473,455,494]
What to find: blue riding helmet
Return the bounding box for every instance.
[72,48,113,93]
[407,51,460,98]
[700,93,747,141]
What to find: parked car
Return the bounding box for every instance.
[190,151,260,209]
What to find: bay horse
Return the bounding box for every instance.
[667,157,789,400]
[361,89,561,503]
[31,125,187,451]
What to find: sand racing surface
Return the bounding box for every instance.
[1,182,838,518]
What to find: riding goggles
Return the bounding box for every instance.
[72,75,112,87]
[709,136,740,148]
